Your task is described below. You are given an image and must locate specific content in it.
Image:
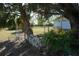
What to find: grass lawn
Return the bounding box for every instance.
[0,26,53,41]
[32,26,53,35]
[0,29,16,42]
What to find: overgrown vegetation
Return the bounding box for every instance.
[42,30,79,55]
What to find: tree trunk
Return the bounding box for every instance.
[19,4,42,48]
[19,4,33,39]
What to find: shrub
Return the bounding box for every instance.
[42,30,79,55]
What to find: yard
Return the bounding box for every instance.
[0,28,16,42]
[0,26,53,42]
[32,26,53,35]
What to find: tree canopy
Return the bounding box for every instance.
[0,3,79,35]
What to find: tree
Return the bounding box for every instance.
[59,4,79,30]
[30,3,79,30]
[0,3,34,39]
[18,3,33,39]
[1,3,79,40]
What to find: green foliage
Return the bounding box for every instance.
[42,30,78,55]
[38,16,45,25]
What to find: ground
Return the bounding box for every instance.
[0,27,78,56]
[32,26,53,35]
[0,28,15,42]
[0,26,53,56]
[0,26,53,41]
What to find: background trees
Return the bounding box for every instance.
[59,4,79,30]
[0,3,79,55]
[0,3,79,38]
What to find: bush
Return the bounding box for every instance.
[42,30,79,55]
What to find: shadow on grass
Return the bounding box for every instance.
[0,35,79,56]
[0,40,15,56]
[0,39,42,56]
[11,31,23,34]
